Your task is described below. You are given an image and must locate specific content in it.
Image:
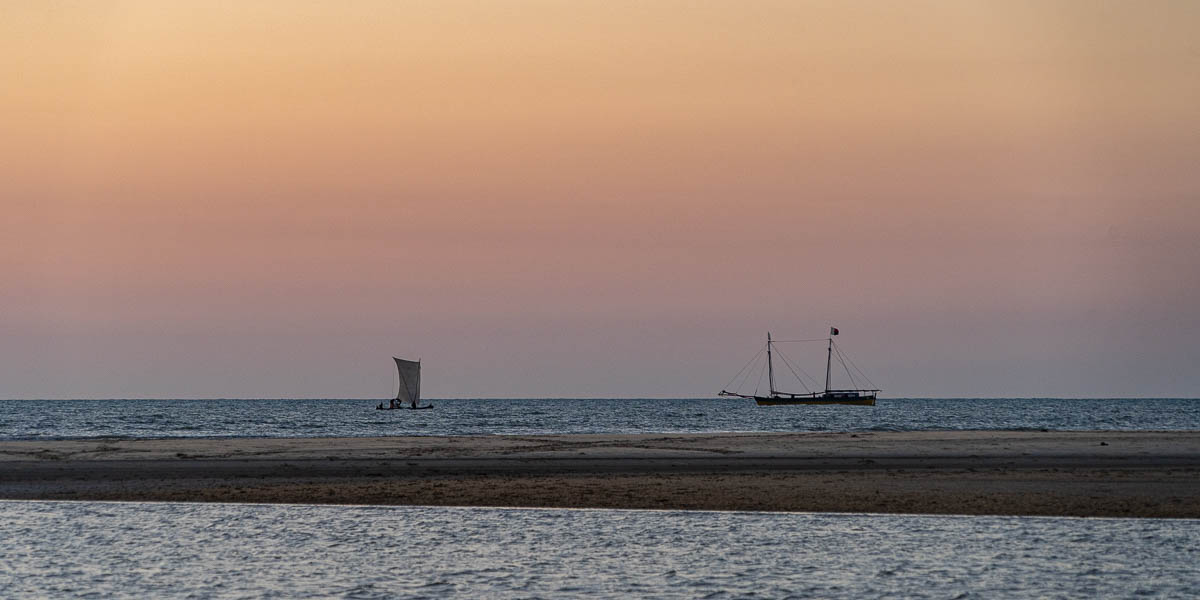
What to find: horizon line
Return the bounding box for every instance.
[3,396,1197,401]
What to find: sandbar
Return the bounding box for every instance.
[2,431,1198,517]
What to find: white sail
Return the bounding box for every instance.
[393,357,421,405]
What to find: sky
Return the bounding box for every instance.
[2,1,1198,399]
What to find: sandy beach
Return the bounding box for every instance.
[2,431,1198,517]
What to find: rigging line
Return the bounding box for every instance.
[772,345,811,391]
[842,352,865,390]
[772,346,809,393]
[732,349,764,394]
[835,344,858,389]
[771,339,828,343]
[721,347,765,392]
[737,348,767,392]
[768,348,816,393]
[828,342,855,389]
[848,358,877,390]
[751,351,770,397]
[835,340,879,390]
[846,352,877,390]
[772,344,820,392]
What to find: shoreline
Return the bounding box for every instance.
[2,431,1198,518]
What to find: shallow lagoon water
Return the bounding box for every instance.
[1,397,1197,440]
[1,501,1197,599]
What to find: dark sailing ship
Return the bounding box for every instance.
[720,328,879,406]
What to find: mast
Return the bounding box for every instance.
[766,332,776,396]
[824,336,833,393]
[413,359,420,408]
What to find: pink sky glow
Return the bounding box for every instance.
[2,1,1198,398]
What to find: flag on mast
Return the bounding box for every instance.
[830,327,839,336]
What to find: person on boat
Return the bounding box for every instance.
[410,399,417,409]
[377,402,384,410]
[389,398,396,409]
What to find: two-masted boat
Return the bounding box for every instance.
[720,328,879,406]
[377,357,434,410]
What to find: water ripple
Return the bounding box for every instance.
[0,398,1197,440]
[4,502,1194,598]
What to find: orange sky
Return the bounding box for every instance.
[2,1,1198,398]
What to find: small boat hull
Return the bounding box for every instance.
[754,394,876,406]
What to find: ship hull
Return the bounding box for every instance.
[754,394,876,406]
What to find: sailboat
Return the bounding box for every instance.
[719,328,879,406]
[377,357,434,410]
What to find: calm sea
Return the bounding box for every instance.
[0,398,1197,440]
[2,501,1197,599]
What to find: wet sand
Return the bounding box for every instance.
[2,431,1198,517]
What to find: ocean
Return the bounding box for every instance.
[5,399,1197,597]
[2,501,1197,598]
[0,397,1196,440]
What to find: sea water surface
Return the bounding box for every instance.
[0,398,1197,440]
[1,501,1197,598]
